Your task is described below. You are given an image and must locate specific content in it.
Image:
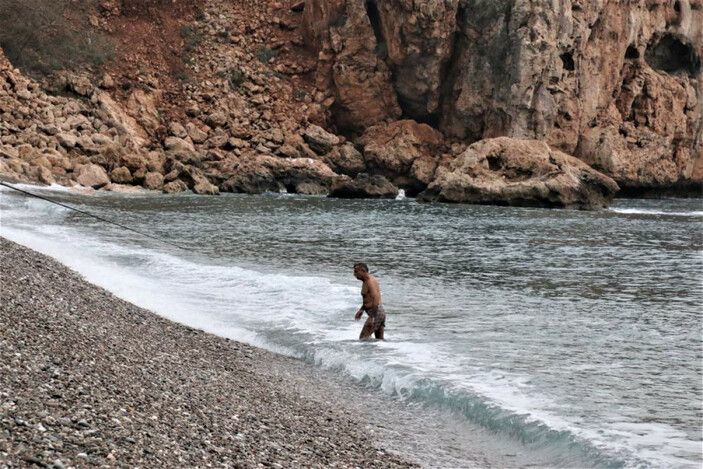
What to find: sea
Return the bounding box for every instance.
[1,184,701,468]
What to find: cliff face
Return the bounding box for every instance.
[304,0,703,192]
[0,0,698,206]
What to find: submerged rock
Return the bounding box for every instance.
[418,138,619,209]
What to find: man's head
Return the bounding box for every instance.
[353,262,369,280]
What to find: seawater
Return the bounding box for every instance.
[1,186,701,468]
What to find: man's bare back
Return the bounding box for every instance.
[353,263,386,340]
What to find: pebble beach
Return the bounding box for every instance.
[0,237,415,468]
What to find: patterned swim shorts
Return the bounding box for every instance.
[365,304,386,333]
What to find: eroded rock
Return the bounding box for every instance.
[328,173,398,199]
[304,0,702,192]
[418,138,619,209]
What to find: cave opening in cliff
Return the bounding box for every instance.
[645,34,701,75]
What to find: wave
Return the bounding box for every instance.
[610,208,703,217]
[0,181,81,194]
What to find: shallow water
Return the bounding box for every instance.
[1,185,701,468]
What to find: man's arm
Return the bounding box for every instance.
[355,306,365,320]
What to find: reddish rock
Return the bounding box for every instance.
[418,138,619,210]
[110,166,133,184]
[220,154,339,194]
[302,125,340,155]
[76,164,110,189]
[328,173,398,199]
[303,0,401,131]
[359,120,445,194]
[304,0,703,191]
[162,180,188,194]
[143,172,164,190]
[324,143,365,177]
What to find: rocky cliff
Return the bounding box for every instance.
[0,0,699,208]
[304,0,703,194]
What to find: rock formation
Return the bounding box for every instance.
[1,0,699,208]
[418,137,620,209]
[304,0,703,194]
[329,173,399,198]
[358,120,452,195]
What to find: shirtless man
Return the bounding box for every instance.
[353,262,386,340]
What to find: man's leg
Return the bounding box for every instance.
[374,326,384,340]
[359,318,374,340]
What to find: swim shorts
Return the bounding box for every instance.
[365,305,386,333]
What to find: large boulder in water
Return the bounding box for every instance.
[219,154,340,194]
[328,173,399,199]
[418,138,619,209]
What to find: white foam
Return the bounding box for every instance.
[0,181,81,194]
[610,208,703,217]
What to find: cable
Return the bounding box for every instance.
[0,181,189,251]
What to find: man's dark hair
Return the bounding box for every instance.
[353,262,369,272]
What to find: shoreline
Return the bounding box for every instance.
[0,237,416,467]
[5,175,703,200]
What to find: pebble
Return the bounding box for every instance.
[0,238,416,468]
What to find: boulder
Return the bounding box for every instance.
[164,136,196,154]
[186,123,208,144]
[95,92,148,147]
[359,120,445,194]
[76,163,110,189]
[99,73,115,89]
[168,122,188,139]
[119,151,148,173]
[91,133,114,146]
[418,138,619,209]
[220,154,339,194]
[193,179,220,195]
[110,166,133,184]
[162,180,188,193]
[37,166,54,185]
[302,125,340,155]
[205,111,228,128]
[328,173,399,199]
[65,74,94,97]
[325,143,366,177]
[57,133,77,149]
[125,89,162,135]
[143,172,164,190]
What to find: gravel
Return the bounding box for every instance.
[0,237,416,468]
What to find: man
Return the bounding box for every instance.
[353,262,386,340]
